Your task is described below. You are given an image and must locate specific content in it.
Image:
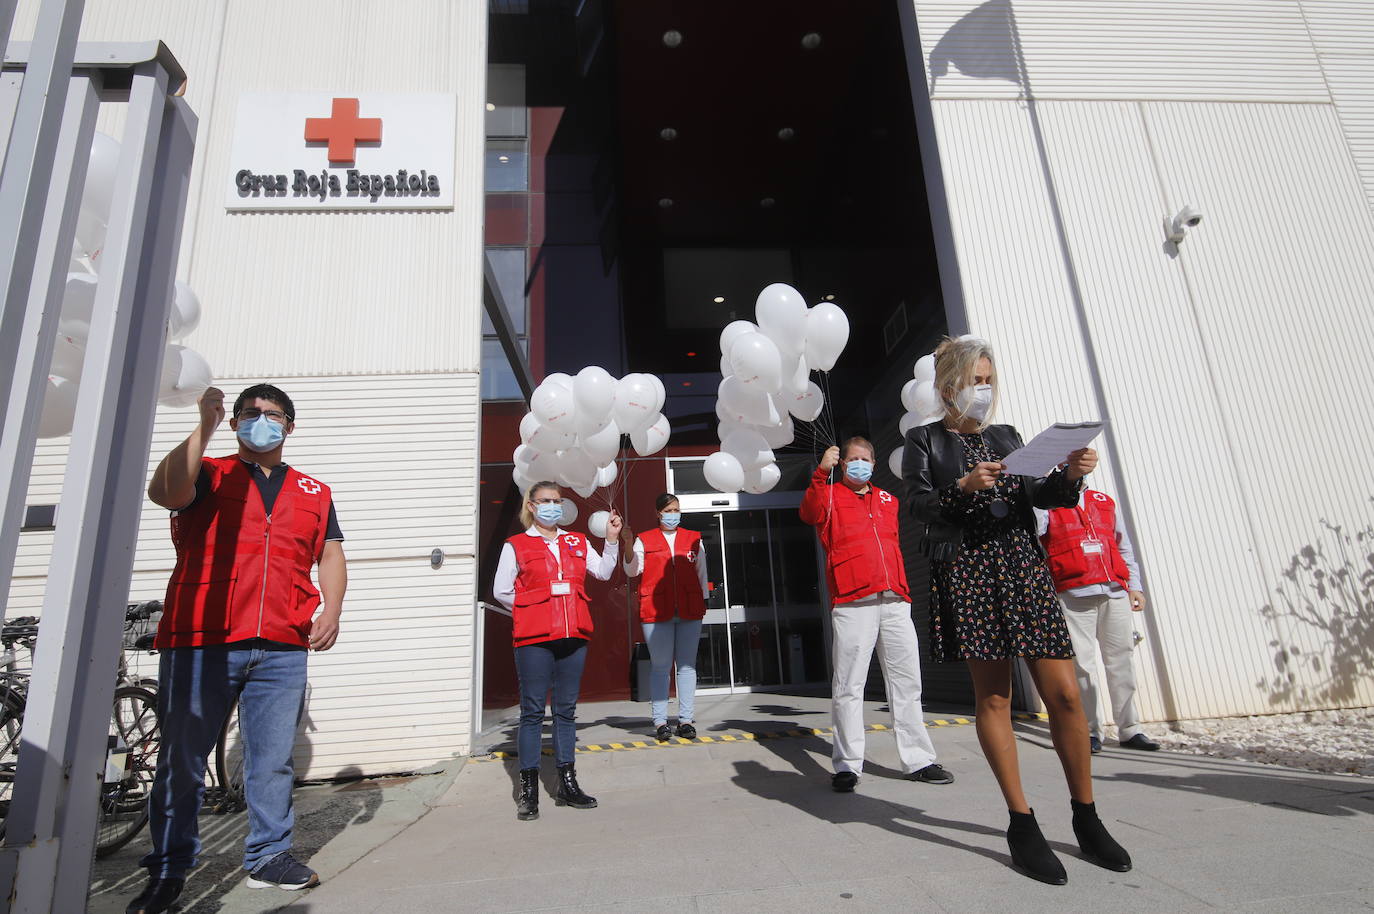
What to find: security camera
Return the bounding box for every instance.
[1164,205,1203,244]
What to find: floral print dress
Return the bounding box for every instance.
[928,432,1074,662]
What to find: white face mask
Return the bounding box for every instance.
[955,384,993,422]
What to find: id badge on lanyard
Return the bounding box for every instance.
[551,580,571,596]
[1081,539,1104,556]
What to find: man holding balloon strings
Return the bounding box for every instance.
[801,437,954,793]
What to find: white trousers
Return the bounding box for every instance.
[830,594,938,775]
[1060,592,1142,741]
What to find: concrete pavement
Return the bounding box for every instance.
[91,693,1374,912]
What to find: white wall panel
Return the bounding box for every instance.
[1301,1,1374,214]
[1144,100,1374,712]
[915,1,1328,103]
[12,0,488,378]
[11,373,482,777]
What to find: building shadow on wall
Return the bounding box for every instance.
[1257,516,1374,708]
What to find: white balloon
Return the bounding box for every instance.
[914,382,942,419]
[522,411,576,450]
[719,376,780,426]
[723,428,774,470]
[531,381,578,433]
[512,465,533,494]
[631,413,671,456]
[703,451,745,493]
[728,332,783,394]
[758,414,795,449]
[780,351,809,397]
[574,408,612,438]
[544,372,574,389]
[581,418,622,466]
[513,443,537,467]
[898,411,922,437]
[719,353,733,378]
[524,450,561,483]
[755,283,807,355]
[717,420,742,443]
[613,373,658,433]
[719,319,758,359]
[38,375,79,438]
[742,463,782,495]
[168,281,202,341]
[888,446,905,479]
[785,381,824,422]
[900,379,922,414]
[588,510,611,539]
[595,462,618,488]
[573,366,616,424]
[157,345,213,408]
[572,482,598,498]
[914,354,937,383]
[50,334,85,380]
[58,272,98,340]
[558,447,598,487]
[645,373,667,414]
[559,500,578,527]
[72,133,120,261]
[804,301,850,372]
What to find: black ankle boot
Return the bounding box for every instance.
[516,767,540,821]
[1072,799,1131,871]
[1007,809,1067,885]
[555,763,597,809]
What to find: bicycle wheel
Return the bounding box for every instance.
[96,685,158,857]
[212,698,245,814]
[0,688,24,842]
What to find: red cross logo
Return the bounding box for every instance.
[304,98,382,164]
[563,535,581,548]
[879,490,893,504]
[298,478,321,495]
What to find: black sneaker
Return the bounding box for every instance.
[911,763,955,785]
[126,877,184,914]
[831,771,858,792]
[655,723,672,741]
[246,851,319,891]
[676,722,697,740]
[1090,736,1103,754]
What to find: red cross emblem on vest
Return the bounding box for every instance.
[304,98,382,164]
[297,477,321,495]
[878,490,893,504]
[563,535,581,548]
[1091,492,1109,502]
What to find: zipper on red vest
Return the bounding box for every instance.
[257,513,273,638]
[868,498,893,593]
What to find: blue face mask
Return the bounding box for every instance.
[844,460,874,484]
[534,502,564,526]
[660,512,681,529]
[236,415,285,453]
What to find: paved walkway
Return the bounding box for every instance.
[91,694,1374,912]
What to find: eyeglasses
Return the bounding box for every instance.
[531,497,561,505]
[236,408,289,422]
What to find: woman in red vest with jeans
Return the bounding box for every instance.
[622,494,707,741]
[493,481,621,821]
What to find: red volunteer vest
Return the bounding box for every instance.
[158,455,330,649]
[801,467,910,605]
[508,531,594,647]
[637,528,707,624]
[1042,490,1132,592]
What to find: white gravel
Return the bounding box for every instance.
[1133,708,1374,778]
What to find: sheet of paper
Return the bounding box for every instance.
[999,421,1105,477]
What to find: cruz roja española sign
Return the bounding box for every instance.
[226,93,455,211]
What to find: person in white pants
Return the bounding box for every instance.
[1038,489,1160,753]
[800,438,953,792]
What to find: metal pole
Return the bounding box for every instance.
[2,64,196,912]
[0,73,98,618]
[0,3,17,64]
[0,0,85,425]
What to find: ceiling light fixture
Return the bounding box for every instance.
[663,29,683,48]
[801,32,822,50]
[823,294,836,301]
[497,155,510,164]
[485,102,496,111]
[713,296,725,303]
[760,197,776,208]
[658,197,674,209]
[777,127,796,142]
[659,127,678,141]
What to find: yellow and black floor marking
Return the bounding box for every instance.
[475,711,1049,761]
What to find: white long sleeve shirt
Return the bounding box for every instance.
[622,529,710,596]
[492,526,620,611]
[1034,495,1143,597]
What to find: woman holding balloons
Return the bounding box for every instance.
[621,493,709,741]
[902,336,1131,885]
[492,481,622,822]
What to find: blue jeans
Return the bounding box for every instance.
[141,642,307,878]
[642,618,702,726]
[513,638,587,769]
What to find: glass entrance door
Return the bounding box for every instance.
[680,508,826,693]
